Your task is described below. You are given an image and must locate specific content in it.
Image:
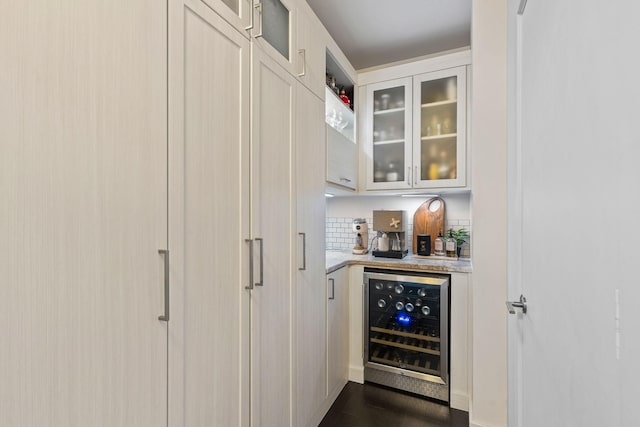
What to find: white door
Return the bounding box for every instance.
[251,45,296,427]
[168,0,251,425]
[0,1,167,425]
[507,0,640,425]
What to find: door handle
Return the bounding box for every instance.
[506,294,527,314]
[245,239,254,290]
[158,249,169,321]
[255,237,264,286]
[328,278,335,300]
[298,233,306,271]
[297,49,306,77]
[254,2,263,38]
[245,0,255,30]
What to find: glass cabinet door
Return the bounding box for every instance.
[365,77,413,190]
[253,0,296,74]
[413,66,467,188]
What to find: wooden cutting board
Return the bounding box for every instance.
[412,197,446,254]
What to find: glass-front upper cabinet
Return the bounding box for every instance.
[412,66,467,188]
[200,0,252,35]
[252,0,297,75]
[365,77,413,190]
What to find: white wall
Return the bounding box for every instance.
[470,0,508,426]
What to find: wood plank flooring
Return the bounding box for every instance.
[319,382,469,427]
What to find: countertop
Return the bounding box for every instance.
[326,250,472,274]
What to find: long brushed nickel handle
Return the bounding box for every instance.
[245,239,254,290]
[254,2,263,38]
[298,232,306,270]
[255,237,264,286]
[328,278,335,300]
[158,249,169,321]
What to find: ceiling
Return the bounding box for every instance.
[306,0,472,70]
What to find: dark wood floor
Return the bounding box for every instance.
[319,382,469,427]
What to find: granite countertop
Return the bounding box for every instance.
[326,250,472,274]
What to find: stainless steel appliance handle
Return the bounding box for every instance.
[254,2,263,38]
[245,239,254,290]
[297,49,306,77]
[245,0,254,30]
[328,278,335,300]
[255,237,264,286]
[158,249,169,321]
[298,232,306,271]
[506,294,527,314]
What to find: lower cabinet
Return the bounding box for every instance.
[327,267,350,401]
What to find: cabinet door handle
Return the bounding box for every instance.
[328,278,335,300]
[245,0,254,30]
[407,167,411,186]
[255,237,264,286]
[254,2,263,38]
[298,232,306,271]
[158,249,169,321]
[245,239,254,290]
[339,177,351,183]
[297,49,306,77]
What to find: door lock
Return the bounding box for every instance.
[506,294,527,314]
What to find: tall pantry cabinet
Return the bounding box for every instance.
[168,0,251,425]
[0,1,168,425]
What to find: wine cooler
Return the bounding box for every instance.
[364,268,450,402]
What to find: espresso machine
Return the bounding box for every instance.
[352,218,369,255]
[372,210,408,258]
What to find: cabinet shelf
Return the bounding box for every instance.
[373,139,404,146]
[325,86,354,142]
[420,133,457,141]
[373,107,404,116]
[421,99,457,108]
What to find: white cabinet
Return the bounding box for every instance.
[294,83,327,427]
[327,267,349,400]
[360,53,470,192]
[295,1,326,99]
[168,0,251,425]
[1,1,167,425]
[250,44,296,427]
[364,77,413,190]
[251,0,298,76]
[412,66,467,188]
[326,87,357,191]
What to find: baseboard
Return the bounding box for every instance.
[348,365,364,384]
[450,392,469,411]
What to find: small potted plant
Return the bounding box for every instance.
[448,228,469,258]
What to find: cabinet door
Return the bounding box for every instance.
[252,0,297,76]
[296,2,326,100]
[294,83,327,427]
[251,46,296,427]
[327,268,349,399]
[364,78,413,190]
[168,0,251,425]
[200,0,252,36]
[413,66,467,188]
[0,2,167,425]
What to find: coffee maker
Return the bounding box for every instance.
[372,210,408,259]
[352,218,369,255]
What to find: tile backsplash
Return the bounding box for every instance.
[326,216,472,258]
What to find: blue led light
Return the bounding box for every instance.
[397,312,411,326]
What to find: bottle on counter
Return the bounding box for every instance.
[434,230,446,256]
[445,229,457,257]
